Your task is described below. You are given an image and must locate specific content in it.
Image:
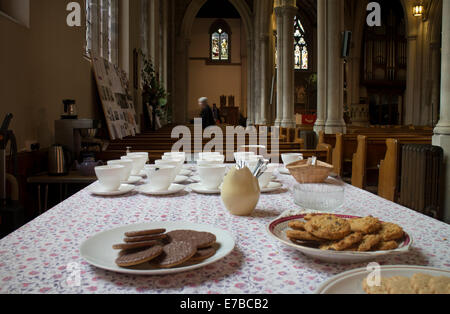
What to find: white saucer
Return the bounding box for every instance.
[179,169,192,177]
[122,176,141,184]
[260,182,284,193]
[190,175,201,182]
[134,170,147,178]
[189,183,221,194]
[137,184,185,196]
[278,167,290,175]
[174,175,189,184]
[90,183,135,196]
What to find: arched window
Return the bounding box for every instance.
[294,15,308,70]
[209,19,231,63]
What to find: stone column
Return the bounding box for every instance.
[314,0,327,133]
[433,0,450,222]
[260,34,269,125]
[274,7,284,126]
[430,41,441,125]
[280,5,297,128]
[247,39,255,126]
[325,0,346,134]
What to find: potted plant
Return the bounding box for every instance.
[140,51,169,130]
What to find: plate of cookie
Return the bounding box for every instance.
[315,266,450,294]
[80,222,235,275]
[267,213,412,263]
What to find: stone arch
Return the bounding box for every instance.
[173,0,254,123]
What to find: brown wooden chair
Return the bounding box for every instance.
[294,128,305,149]
[378,139,398,202]
[351,135,367,189]
[331,133,344,176]
[316,131,332,164]
[279,127,288,142]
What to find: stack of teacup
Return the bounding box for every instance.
[139,152,187,194]
[190,152,227,193]
[234,152,281,190]
[92,151,150,195]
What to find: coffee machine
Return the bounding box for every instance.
[54,119,102,163]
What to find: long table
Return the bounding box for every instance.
[0,169,449,294]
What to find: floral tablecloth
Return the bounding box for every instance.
[0,170,449,294]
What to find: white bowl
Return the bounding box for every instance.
[198,164,226,190]
[144,165,177,192]
[94,165,124,192]
[121,155,147,176]
[107,159,133,181]
[281,153,303,167]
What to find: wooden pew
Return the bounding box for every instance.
[317,131,343,175]
[378,139,399,202]
[331,133,344,176]
[317,131,332,164]
[351,135,367,189]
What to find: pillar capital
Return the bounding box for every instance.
[274,0,296,9]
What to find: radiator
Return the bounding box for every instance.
[399,144,443,219]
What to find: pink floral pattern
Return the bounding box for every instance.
[0,171,449,294]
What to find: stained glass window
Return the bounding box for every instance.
[294,15,308,70]
[209,20,231,62]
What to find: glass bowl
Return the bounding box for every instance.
[293,178,345,212]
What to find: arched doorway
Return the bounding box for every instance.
[174,0,253,124]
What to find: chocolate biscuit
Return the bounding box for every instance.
[125,229,166,238]
[124,234,167,243]
[155,241,197,268]
[115,245,163,267]
[113,240,159,250]
[167,230,216,249]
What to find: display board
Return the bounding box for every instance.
[92,55,140,140]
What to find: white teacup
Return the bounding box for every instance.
[144,165,177,192]
[258,170,274,189]
[162,155,185,165]
[198,165,226,190]
[127,152,149,162]
[199,152,222,159]
[201,154,225,163]
[107,159,133,182]
[197,159,223,167]
[164,152,186,162]
[95,165,124,192]
[121,155,147,176]
[155,159,182,176]
[234,152,256,162]
[281,153,303,167]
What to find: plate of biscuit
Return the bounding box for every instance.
[80,222,235,275]
[267,213,412,263]
[315,266,450,294]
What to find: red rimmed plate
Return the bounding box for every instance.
[267,213,412,264]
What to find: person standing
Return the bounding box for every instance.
[198,97,215,129]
